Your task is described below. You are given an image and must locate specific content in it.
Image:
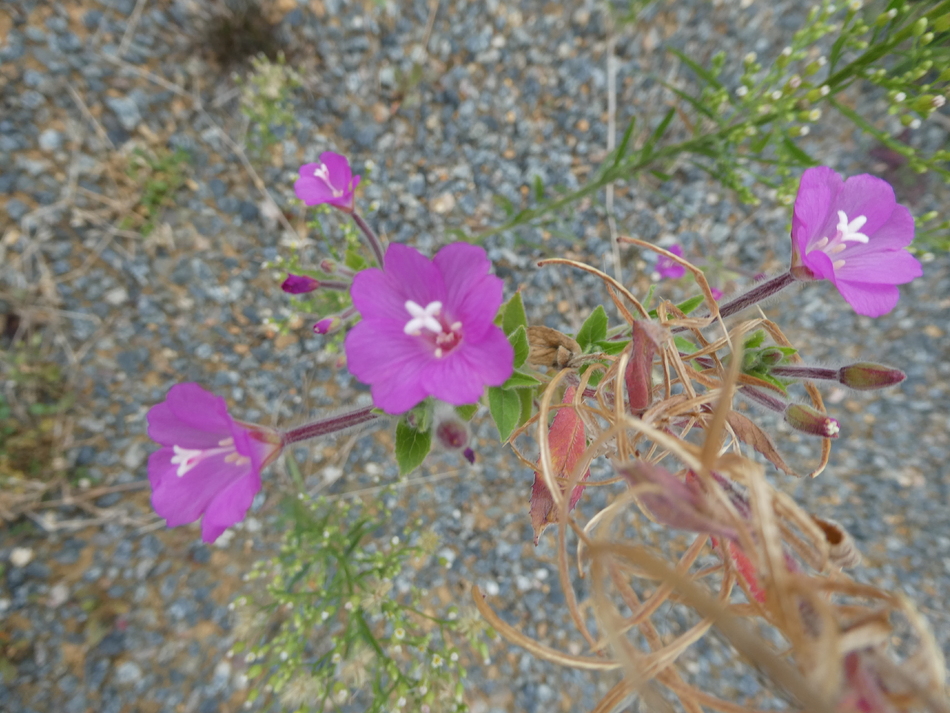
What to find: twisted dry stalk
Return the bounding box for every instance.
[476,253,948,713]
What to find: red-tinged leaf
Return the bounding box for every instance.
[529,387,589,544]
[841,651,898,713]
[625,321,659,415]
[726,411,800,477]
[619,462,736,539]
[716,537,766,604]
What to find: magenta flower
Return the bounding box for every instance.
[344,243,514,414]
[791,166,921,317]
[281,273,320,294]
[294,151,361,212]
[146,383,283,543]
[655,245,686,280]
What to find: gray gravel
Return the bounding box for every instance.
[1,0,949,712]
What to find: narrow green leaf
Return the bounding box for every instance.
[493,193,516,217]
[781,136,819,167]
[533,174,545,202]
[394,419,432,475]
[612,117,637,168]
[576,305,608,351]
[455,404,479,421]
[518,388,533,428]
[502,292,528,336]
[668,48,724,89]
[673,336,698,354]
[502,371,541,390]
[595,339,631,356]
[344,248,368,271]
[677,294,706,315]
[642,108,677,160]
[509,325,529,368]
[488,387,522,442]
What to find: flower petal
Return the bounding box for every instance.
[294,165,335,205]
[836,173,897,237]
[834,281,901,317]
[433,243,503,327]
[199,470,261,543]
[150,452,254,528]
[147,383,231,447]
[834,249,922,285]
[345,320,431,413]
[319,151,353,192]
[792,166,841,255]
[841,203,916,257]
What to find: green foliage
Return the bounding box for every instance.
[0,335,75,481]
[236,495,487,712]
[508,325,530,369]
[576,306,608,351]
[238,52,302,157]
[468,0,950,248]
[124,146,191,236]
[488,386,526,442]
[500,292,528,336]
[395,418,432,475]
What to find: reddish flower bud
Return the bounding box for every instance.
[837,362,906,391]
[433,404,471,458]
[313,316,339,335]
[784,403,840,438]
[282,273,321,294]
[625,321,659,415]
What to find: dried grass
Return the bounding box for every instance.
[478,248,948,713]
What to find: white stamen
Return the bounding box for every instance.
[218,437,234,447]
[404,300,443,335]
[828,243,847,255]
[833,259,846,270]
[813,237,829,250]
[450,321,462,331]
[836,210,869,243]
[434,347,444,358]
[825,420,840,437]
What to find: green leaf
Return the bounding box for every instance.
[394,419,432,475]
[674,336,698,354]
[744,330,767,349]
[595,338,630,356]
[502,371,541,390]
[612,117,637,168]
[533,174,545,202]
[488,387,522,442]
[455,404,479,421]
[642,108,677,160]
[518,388,533,428]
[501,292,528,336]
[508,325,529,368]
[677,295,705,315]
[344,248,369,271]
[668,48,723,88]
[576,305,608,351]
[781,136,819,167]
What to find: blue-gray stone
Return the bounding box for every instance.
[238,200,258,221]
[106,96,141,131]
[5,198,28,220]
[39,129,63,152]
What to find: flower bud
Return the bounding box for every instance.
[320,259,337,273]
[313,316,340,335]
[433,404,471,455]
[281,273,320,294]
[911,17,928,36]
[837,362,906,391]
[784,403,840,439]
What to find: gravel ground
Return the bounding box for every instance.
[1,0,949,712]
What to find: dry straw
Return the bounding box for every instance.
[477,245,948,713]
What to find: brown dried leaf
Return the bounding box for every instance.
[811,515,863,569]
[727,411,800,477]
[527,326,580,368]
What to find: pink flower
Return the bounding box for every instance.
[655,245,686,280]
[281,273,320,294]
[791,166,921,317]
[146,383,283,543]
[344,243,514,414]
[294,152,361,212]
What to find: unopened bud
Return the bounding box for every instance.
[876,8,897,25]
[320,259,337,273]
[625,321,660,415]
[837,362,906,391]
[911,17,928,36]
[313,316,340,335]
[784,403,840,439]
[281,273,320,294]
[433,404,470,454]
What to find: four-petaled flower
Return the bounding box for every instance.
[791,166,921,317]
[147,383,283,543]
[344,242,514,414]
[655,245,686,280]
[294,151,361,212]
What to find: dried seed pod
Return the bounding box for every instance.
[526,326,581,369]
[811,515,862,569]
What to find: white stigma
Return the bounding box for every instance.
[313,163,344,198]
[171,445,204,477]
[835,210,869,244]
[404,300,443,335]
